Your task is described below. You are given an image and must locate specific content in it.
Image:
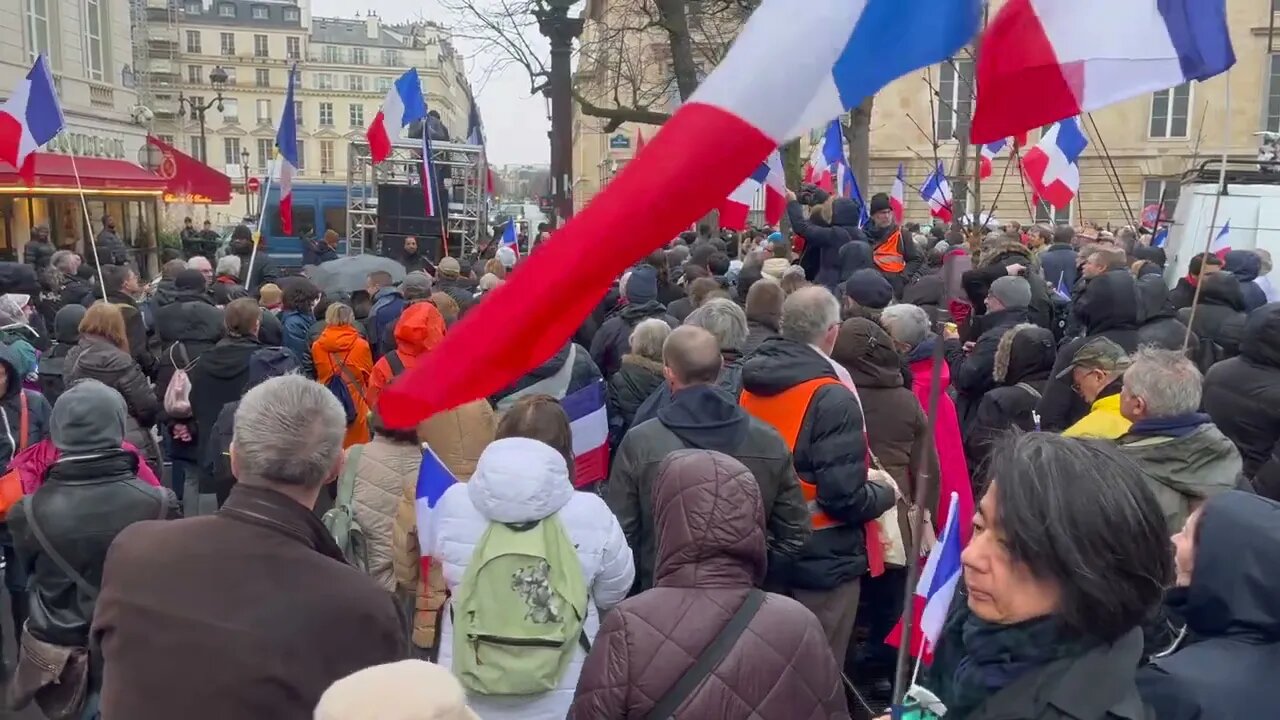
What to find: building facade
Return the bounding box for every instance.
[573,0,1279,228]
[139,0,473,226]
[0,0,163,265]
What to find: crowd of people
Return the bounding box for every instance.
[0,191,1273,720]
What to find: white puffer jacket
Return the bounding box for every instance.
[351,439,421,592]
[428,437,634,720]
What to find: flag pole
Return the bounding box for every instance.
[246,151,278,287]
[1183,69,1233,353]
[64,152,108,296]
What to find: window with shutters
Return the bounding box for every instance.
[935,59,974,141]
[1149,83,1191,139]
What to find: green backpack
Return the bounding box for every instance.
[321,445,369,572]
[451,515,590,696]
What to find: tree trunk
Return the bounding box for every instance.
[778,139,802,233]
[655,0,701,102]
[844,95,874,193]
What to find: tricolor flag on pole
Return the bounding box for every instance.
[466,89,496,196]
[562,380,608,488]
[379,0,983,426]
[978,138,1009,180]
[889,163,906,224]
[275,66,300,237]
[920,162,953,223]
[0,55,65,178]
[719,150,787,231]
[1211,220,1232,258]
[420,104,440,218]
[1021,117,1087,210]
[369,68,427,165]
[416,446,458,580]
[885,492,963,663]
[501,217,519,258]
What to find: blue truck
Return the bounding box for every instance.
[247,182,365,269]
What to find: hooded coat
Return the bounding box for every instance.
[1138,492,1280,720]
[430,438,634,720]
[0,343,51,465]
[366,302,446,408]
[65,336,161,476]
[964,325,1056,476]
[188,335,262,488]
[1204,304,1280,499]
[1117,414,1242,532]
[606,354,664,451]
[739,337,895,590]
[1224,250,1268,312]
[590,301,678,379]
[954,306,1029,433]
[786,198,864,290]
[1038,270,1141,432]
[281,309,315,376]
[312,324,373,448]
[154,288,224,461]
[608,384,809,593]
[571,450,849,720]
[1176,272,1247,361]
[1135,275,1194,353]
[37,305,84,404]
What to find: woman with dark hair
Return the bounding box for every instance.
[919,432,1171,720]
[280,278,321,377]
[1137,491,1280,719]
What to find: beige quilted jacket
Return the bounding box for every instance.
[352,439,422,592]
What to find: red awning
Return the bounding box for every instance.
[146,135,232,204]
[0,153,168,193]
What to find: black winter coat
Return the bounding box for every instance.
[954,307,1028,433]
[188,336,262,489]
[1176,272,1247,360]
[103,291,157,380]
[0,344,51,464]
[743,318,779,357]
[589,301,678,379]
[154,292,224,462]
[606,354,664,452]
[435,277,474,317]
[1204,304,1280,498]
[1038,271,1141,432]
[23,239,54,271]
[787,198,862,290]
[59,273,94,310]
[964,324,1056,476]
[962,239,1038,311]
[902,268,945,316]
[9,452,178,650]
[210,278,248,306]
[1135,275,1195,353]
[65,337,162,476]
[1137,492,1280,720]
[229,240,279,295]
[740,337,894,590]
[1225,249,1268,313]
[666,295,694,323]
[1168,276,1198,311]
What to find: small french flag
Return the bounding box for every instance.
[420,107,440,218]
[416,445,458,580]
[889,163,905,225]
[979,138,1008,180]
[719,150,786,231]
[562,380,608,488]
[920,162,953,223]
[0,55,64,177]
[501,218,519,258]
[368,68,427,165]
[1211,220,1231,259]
[885,492,963,663]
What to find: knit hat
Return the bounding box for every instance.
[626,264,659,305]
[52,379,127,454]
[438,256,461,278]
[988,276,1031,309]
[1056,336,1131,379]
[401,272,434,300]
[761,257,791,279]
[314,660,479,720]
[869,192,892,215]
[844,268,894,309]
[175,269,207,292]
[495,245,517,270]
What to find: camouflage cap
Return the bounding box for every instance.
[1056,336,1131,379]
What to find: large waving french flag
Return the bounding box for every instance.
[275,66,300,237]
[970,0,1235,144]
[1021,117,1088,210]
[369,68,427,165]
[379,0,982,426]
[0,56,64,177]
[562,380,608,488]
[719,151,786,231]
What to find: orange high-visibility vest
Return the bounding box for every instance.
[740,377,844,531]
[872,229,906,273]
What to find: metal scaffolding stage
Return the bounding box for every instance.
[346,139,489,259]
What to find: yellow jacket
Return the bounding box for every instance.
[1063,394,1132,440]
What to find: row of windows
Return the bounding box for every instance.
[197,136,342,175]
[25,0,108,81]
[317,46,403,67]
[183,1,301,23]
[190,96,369,127]
[183,65,403,97]
[186,31,300,60]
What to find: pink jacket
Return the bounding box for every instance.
[907,355,974,547]
[11,438,162,494]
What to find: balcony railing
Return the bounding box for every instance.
[88,83,115,110]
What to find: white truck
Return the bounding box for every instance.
[1162,160,1280,285]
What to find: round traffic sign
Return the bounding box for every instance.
[247,177,261,193]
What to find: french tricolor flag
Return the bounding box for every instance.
[378,0,982,427]
[1021,117,1087,210]
[885,492,963,663]
[970,0,1234,144]
[1211,220,1231,258]
[562,380,608,489]
[979,138,1009,180]
[719,150,786,231]
[416,445,458,580]
[920,162,953,223]
[501,217,519,258]
[889,163,906,225]
[0,56,65,179]
[275,66,300,236]
[369,68,427,166]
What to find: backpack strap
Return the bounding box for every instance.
[23,494,98,600]
[337,445,365,509]
[168,341,193,371]
[329,350,363,393]
[644,589,765,720]
[385,351,404,377]
[16,390,28,452]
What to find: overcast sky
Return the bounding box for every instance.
[311,0,550,166]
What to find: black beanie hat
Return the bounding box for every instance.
[869,193,892,215]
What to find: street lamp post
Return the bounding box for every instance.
[176,66,228,165]
[240,148,252,217]
[535,0,583,228]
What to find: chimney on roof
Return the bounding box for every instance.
[366,10,379,40]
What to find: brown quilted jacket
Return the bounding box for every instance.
[568,449,850,720]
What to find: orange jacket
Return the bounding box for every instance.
[366,303,446,409]
[312,324,373,448]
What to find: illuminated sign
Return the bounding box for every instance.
[164,192,216,204]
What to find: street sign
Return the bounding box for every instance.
[247,177,261,193]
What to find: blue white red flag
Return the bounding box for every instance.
[275,66,300,236]
[720,151,786,231]
[420,106,439,218]
[1211,221,1231,258]
[415,445,458,580]
[1021,117,1087,210]
[0,56,64,179]
[562,380,608,488]
[1056,271,1071,299]
[885,492,963,663]
[979,139,1009,180]
[920,163,953,223]
[369,68,427,165]
[971,0,1234,144]
[889,163,906,225]
[465,90,496,195]
[501,218,519,258]
[846,166,870,226]
[379,0,982,425]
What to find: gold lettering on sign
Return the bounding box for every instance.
[46,131,128,160]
